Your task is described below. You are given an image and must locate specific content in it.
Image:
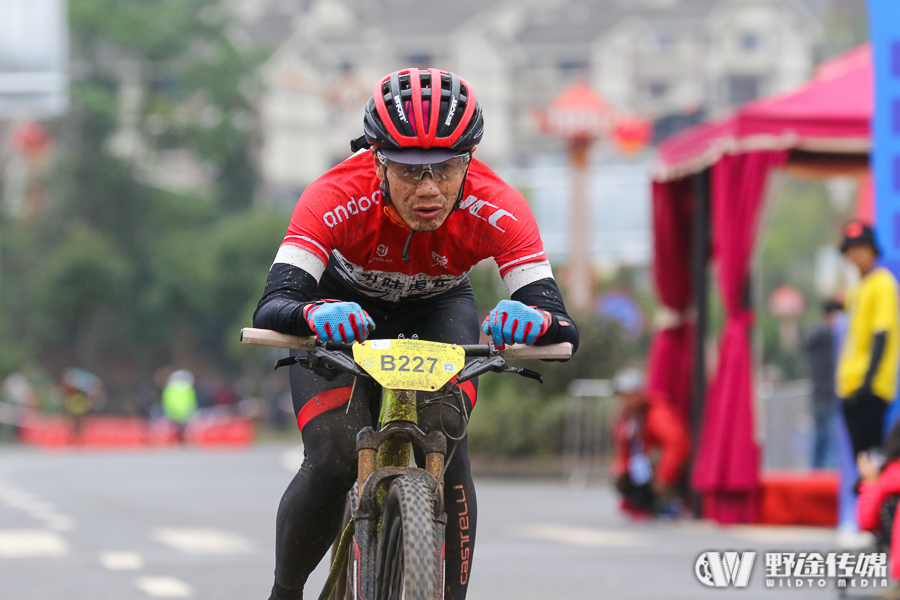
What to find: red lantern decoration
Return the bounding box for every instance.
[611,114,653,156]
[11,121,50,159]
[539,79,611,142]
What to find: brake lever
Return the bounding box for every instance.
[314,346,371,379]
[273,347,371,381]
[275,355,344,381]
[506,367,543,384]
[456,356,506,384]
[274,356,302,370]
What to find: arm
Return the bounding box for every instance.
[861,271,900,395]
[252,263,319,336]
[645,402,690,488]
[477,182,579,352]
[610,416,628,479]
[510,277,579,352]
[858,479,888,532]
[252,176,337,336]
[860,332,887,395]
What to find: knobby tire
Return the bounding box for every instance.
[375,476,442,600]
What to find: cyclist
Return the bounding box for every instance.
[254,68,580,600]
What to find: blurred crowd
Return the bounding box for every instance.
[0,366,295,443]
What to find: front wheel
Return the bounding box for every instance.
[375,476,443,600]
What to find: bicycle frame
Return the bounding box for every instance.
[338,385,449,600]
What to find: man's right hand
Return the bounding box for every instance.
[303,301,375,344]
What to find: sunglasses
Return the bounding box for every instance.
[377,152,471,183]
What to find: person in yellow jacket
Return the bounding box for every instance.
[837,221,900,457]
[162,369,197,440]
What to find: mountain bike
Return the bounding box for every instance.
[241,327,571,600]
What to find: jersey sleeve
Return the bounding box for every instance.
[486,187,554,293]
[254,177,346,336]
[273,179,344,280]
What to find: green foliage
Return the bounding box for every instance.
[70,0,263,210]
[35,226,130,337]
[70,0,221,61]
[0,0,276,394]
[466,315,634,457]
[465,259,639,457]
[467,390,568,457]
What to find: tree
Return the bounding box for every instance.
[0,0,275,406]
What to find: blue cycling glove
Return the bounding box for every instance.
[481,300,551,348]
[303,300,375,344]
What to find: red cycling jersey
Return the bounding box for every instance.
[273,151,553,302]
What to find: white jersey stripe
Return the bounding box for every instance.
[497,251,547,271]
[503,260,554,294]
[273,245,327,280]
[284,235,330,259]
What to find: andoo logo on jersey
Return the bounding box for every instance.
[322,191,382,228]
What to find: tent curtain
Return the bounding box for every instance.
[647,322,694,427]
[647,179,694,426]
[691,150,788,524]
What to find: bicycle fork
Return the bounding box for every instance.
[321,389,448,600]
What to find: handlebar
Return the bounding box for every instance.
[239,328,572,360]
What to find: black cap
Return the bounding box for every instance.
[822,299,844,314]
[840,221,880,255]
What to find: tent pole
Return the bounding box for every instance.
[690,168,711,518]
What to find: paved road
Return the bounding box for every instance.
[0,444,869,599]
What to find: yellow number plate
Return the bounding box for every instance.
[352,339,465,391]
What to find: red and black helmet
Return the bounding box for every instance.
[363,68,484,164]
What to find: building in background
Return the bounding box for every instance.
[0,0,68,119]
[0,0,67,220]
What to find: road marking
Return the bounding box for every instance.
[101,550,144,570]
[0,479,75,531]
[136,576,192,597]
[0,529,68,557]
[151,528,255,554]
[281,445,304,472]
[511,523,643,547]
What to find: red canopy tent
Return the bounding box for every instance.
[649,45,872,523]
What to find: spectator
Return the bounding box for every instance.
[837,221,900,458]
[162,369,197,439]
[803,299,844,468]
[1,372,38,439]
[857,422,900,591]
[611,368,690,517]
[59,368,105,438]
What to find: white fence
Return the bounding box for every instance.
[564,378,818,485]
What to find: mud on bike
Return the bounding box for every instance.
[241,328,572,600]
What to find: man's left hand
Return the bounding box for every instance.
[482,300,551,347]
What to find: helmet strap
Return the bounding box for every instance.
[380,178,393,206]
[450,161,472,213]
